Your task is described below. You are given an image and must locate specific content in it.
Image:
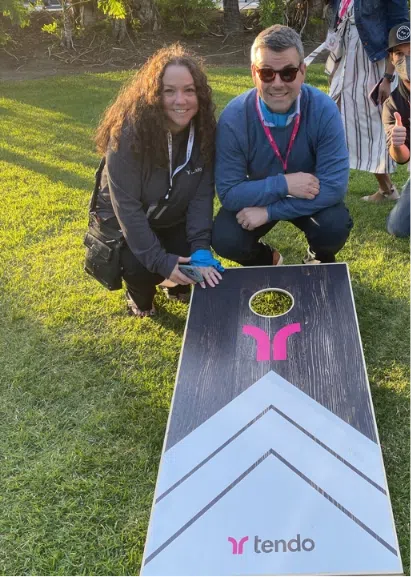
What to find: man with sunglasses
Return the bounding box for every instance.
[212,24,353,267]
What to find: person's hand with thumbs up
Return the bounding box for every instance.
[392,112,407,147]
[389,111,410,165]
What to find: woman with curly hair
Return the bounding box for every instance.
[94,43,223,317]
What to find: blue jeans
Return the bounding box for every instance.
[212,203,353,265]
[387,179,410,239]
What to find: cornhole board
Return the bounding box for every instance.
[140,264,403,576]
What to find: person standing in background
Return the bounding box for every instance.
[383,23,410,238]
[326,0,409,203]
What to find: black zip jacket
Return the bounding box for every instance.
[96,123,214,278]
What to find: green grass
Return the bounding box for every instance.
[250,289,293,316]
[0,64,409,575]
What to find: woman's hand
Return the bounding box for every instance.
[197,266,223,288]
[168,256,195,285]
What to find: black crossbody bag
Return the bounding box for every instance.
[84,159,124,291]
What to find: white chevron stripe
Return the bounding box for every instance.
[156,371,383,498]
[146,408,394,557]
[142,456,402,576]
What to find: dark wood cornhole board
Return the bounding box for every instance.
[140,264,403,576]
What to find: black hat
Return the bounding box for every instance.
[388,22,410,51]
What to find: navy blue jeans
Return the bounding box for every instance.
[212,203,353,265]
[387,179,410,239]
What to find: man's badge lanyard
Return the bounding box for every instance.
[146,121,195,220]
[255,92,300,173]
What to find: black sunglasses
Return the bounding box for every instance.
[255,65,301,83]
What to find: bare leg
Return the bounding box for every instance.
[375,173,393,194]
[362,173,399,203]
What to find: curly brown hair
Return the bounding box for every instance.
[95,43,216,167]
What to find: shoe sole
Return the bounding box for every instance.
[361,194,400,202]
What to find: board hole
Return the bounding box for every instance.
[249,289,294,318]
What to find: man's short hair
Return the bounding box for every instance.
[251,25,304,64]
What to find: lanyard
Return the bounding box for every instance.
[255,92,301,173]
[337,0,352,22]
[166,121,195,200]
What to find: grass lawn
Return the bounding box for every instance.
[0,64,409,575]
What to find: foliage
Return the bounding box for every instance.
[0,65,409,575]
[156,0,215,35]
[98,0,126,20]
[258,0,285,29]
[41,19,60,36]
[0,0,30,44]
[258,0,322,35]
[0,0,30,26]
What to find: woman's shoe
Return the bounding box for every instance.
[126,291,155,318]
[361,186,400,203]
[161,286,191,303]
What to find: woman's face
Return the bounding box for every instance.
[162,64,199,134]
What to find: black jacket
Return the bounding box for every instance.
[96,123,214,278]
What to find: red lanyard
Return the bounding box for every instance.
[255,92,301,173]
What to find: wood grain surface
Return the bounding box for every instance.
[166,264,377,451]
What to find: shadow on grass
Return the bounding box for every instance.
[0,266,409,574]
[371,380,410,571]
[0,296,171,575]
[0,146,95,191]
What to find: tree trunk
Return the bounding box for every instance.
[131,0,160,31]
[80,0,97,27]
[113,17,127,41]
[223,0,242,34]
[61,0,74,49]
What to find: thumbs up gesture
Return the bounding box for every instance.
[392,112,407,147]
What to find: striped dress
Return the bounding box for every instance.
[328,1,396,174]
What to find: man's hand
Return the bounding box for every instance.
[236,207,269,231]
[392,112,407,147]
[168,256,196,285]
[284,172,320,199]
[378,78,391,105]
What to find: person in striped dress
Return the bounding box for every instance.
[326,0,409,203]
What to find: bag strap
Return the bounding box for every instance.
[89,157,106,214]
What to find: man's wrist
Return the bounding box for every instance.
[389,144,410,163]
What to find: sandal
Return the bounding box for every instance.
[126,292,155,318]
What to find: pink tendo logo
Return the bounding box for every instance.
[243,323,301,361]
[228,536,249,555]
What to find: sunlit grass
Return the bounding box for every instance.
[0,64,409,575]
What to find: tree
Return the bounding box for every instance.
[60,0,74,48]
[99,0,159,36]
[130,0,159,30]
[223,0,242,33]
[0,0,29,44]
